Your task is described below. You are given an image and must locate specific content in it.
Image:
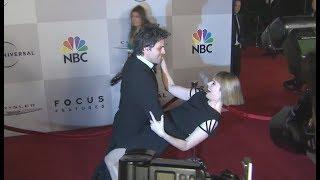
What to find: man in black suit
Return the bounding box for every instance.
[231,0,244,77]
[93,24,171,180]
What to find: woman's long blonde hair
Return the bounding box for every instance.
[213,71,244,106]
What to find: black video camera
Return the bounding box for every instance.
[119,149,241,180]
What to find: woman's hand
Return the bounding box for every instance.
[160,57,167,70]
[149,111,165,138]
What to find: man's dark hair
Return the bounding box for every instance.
[133,24,171,56]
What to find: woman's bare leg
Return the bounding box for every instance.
[104,148,126,180]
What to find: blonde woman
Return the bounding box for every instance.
[149,59,244,151]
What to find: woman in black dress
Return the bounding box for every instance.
[149,59,244,151]
[105,59,244,180]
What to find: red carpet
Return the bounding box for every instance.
[4,46,315,180]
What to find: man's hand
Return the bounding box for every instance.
[149,111,165,138]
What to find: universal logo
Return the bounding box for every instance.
[54,96,105,113]
[4,41,36,68]
[4,103,42,116]
[192,29,214,54]
[61,36,88,64]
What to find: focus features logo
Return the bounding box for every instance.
[54,96,104,113]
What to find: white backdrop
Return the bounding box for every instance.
[4,0,233,136]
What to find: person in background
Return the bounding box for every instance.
[231,0,245,77]
[110,5,151,86]
[128,5,151,54]
[311,0,316,17]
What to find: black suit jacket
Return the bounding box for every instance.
[108,55,164,152]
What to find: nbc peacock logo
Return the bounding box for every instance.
[61,36,88,64]
[192,29,214,54]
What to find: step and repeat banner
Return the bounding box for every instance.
[4,0,232,136]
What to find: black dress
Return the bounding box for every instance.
[126,90,221,154]
[165,90,221,140]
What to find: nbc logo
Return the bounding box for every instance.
[192,29,214,54]
[61,36,88,64]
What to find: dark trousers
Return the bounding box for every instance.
[92,136,116,180]
[231,45,241,77]
[92,160,111,180]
